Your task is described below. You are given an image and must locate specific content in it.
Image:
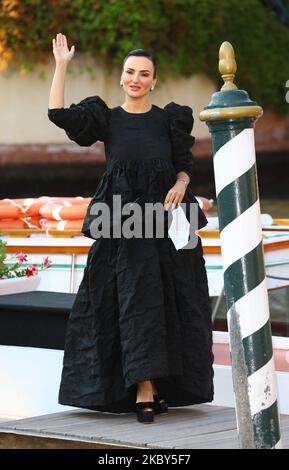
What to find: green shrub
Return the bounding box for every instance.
[1,0,289,114]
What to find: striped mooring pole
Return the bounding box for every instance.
[200,42,282,449]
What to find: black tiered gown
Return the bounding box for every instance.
[48,96,214,413]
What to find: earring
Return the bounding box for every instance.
[150,87,154,91]
[120,82,123,86]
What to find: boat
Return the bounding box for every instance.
[2,215,289,295]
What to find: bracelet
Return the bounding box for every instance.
[177,178,189,187]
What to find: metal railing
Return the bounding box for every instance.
[211,259,289,322]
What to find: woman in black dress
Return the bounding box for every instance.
[48,33,214,424]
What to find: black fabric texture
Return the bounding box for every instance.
[47,96,214,413]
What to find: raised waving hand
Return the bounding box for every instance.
[49,33,75,108]
[52,33,75,64]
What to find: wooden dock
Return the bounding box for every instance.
[1,404,289,449]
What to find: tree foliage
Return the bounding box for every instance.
[1,0,289,113]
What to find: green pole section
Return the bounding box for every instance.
[200,42,282,449]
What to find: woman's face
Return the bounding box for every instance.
[121,56,157,98]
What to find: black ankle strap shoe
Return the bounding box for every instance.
[153,394,168,414]
[135,401,155,423]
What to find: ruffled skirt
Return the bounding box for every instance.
[59,158,214,413]
[59,239,214,413]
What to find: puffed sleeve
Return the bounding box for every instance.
[47,95,111,146]
[163,101,195,183]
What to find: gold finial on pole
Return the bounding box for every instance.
[219,41,238,91]
[199,41,263,121]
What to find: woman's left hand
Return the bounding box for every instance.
[164,180,187,211]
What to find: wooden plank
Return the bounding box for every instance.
[1,405,288,449]
[0,433,127,450]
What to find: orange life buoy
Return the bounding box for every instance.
[0,196,92,219]
[0,198,26,206]
[0,205,26,219]
[53,196,92,205]
[39,202,88,221]
[39,218,84,231]
[195,196,214,212]
[0,197,52,217]
[0,217,41,229]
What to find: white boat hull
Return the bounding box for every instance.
[2,232,289,295]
